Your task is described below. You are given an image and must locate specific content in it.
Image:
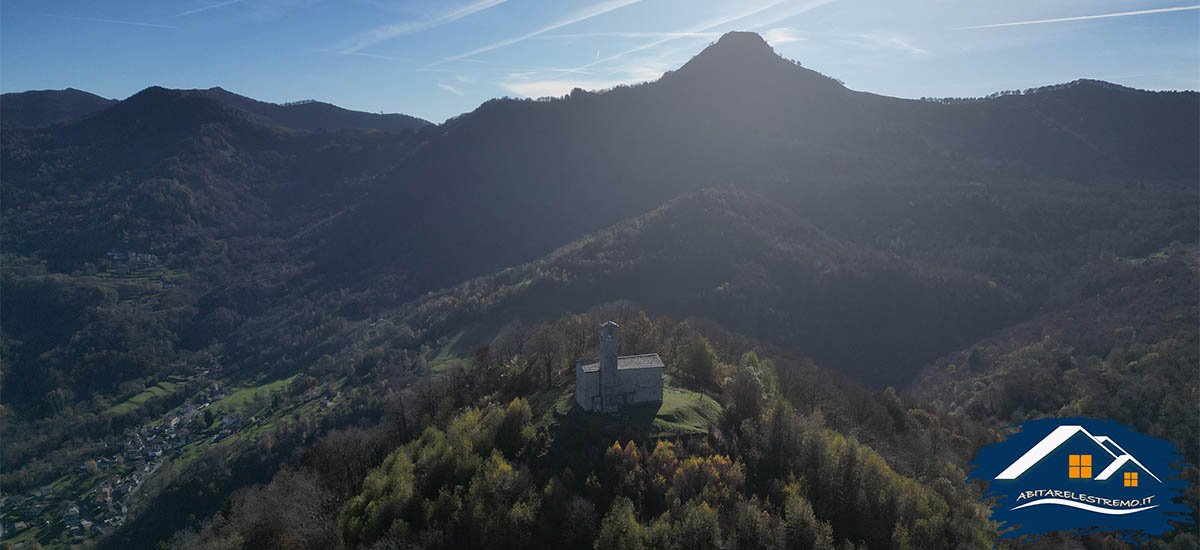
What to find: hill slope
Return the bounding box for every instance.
[383,188,1027,387]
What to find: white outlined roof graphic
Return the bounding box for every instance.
[994,425,1161,482]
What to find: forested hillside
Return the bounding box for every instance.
[0,88,115,129]
[167,310,1002,550]
[1,31,1195,549]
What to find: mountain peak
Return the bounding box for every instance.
[713,31,774,52]
[663,31,843,99]
[690,31,779,66]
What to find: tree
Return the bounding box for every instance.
[677,501,721,550]
[527,326,562,390]
[561,496,598,550]
[682,335,717,386]
[780,482,834,550]
[596,497,644,550]
[728,355,765,425]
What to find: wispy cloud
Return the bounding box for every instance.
[750,0,840,29]
[577,0,837,74]
[959,5,1200,30]
[309,48,415,62]
[834,32,928,55]
[881,36,927,55]
[535,31,722,40]
[241,0,320,21]
[37,13,176,29]
[498,0,838,102]
[175,0,246,17]
[501,79,620,98]
[438,83,465,95]
[580,0,790,71]
[501,65,664,98]
[761,27,804,45]
[430,0,645,67]
[336,0,509,53]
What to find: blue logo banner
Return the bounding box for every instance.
[969,417,1193,541]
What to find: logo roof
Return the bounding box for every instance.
[994,425,1160,482]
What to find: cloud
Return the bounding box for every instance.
[309,48,413,62]
[37,13,176,29]
[883,36,928,55]
[761,27,804,45]
[835,32,928,55]
[501,65,663,98]
[438,83,465,95]
[241,0,321,21]
[535,31,723,40]
[429,0,645,67]
[580,1,789,71]
[499,0,839,98]
[578,0,837,74]
[749,0,840,31]
[959,5,1200,30]
[500,77,637,98]
[336,0,509,53]
[175,0,246,17]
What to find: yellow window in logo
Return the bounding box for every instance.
[1124,472,1138,487]
[1068,454,1092,478]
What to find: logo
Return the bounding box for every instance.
[970,418,1192,540]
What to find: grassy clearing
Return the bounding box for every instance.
[540,384,723,475]
[106,380,182,416]
[210,375,296,415]
[545,384,721,439]
[652,387,722,436]
[428,331,466,373]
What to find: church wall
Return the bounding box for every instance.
[575,366,600,411]
[617,368,664,405]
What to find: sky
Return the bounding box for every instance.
[2,0,1197,122]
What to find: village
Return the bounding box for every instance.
[2,352,347,549]
[3,377,229,544]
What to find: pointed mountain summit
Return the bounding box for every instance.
[653,31,852,133]
[687,31,777,64]
[662,31,844,98]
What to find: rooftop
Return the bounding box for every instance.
[578,353,664,372]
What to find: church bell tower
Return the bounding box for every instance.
[599,321,619,411]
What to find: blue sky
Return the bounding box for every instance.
[2,0,1197,122]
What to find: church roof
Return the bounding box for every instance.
[578,353,664,372]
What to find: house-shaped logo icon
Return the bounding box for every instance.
[969,418,1192,540]
[994,425,1162,486]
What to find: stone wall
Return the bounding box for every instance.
[575,366,600,411]
[616,368,663,406]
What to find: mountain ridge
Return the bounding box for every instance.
[0,87,116,128]
[1,85,430,133]
[315,33,1196,303]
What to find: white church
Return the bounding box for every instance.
[575,321,664,413]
